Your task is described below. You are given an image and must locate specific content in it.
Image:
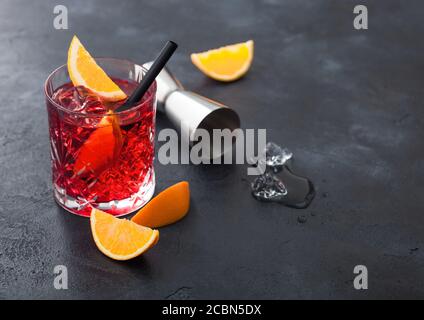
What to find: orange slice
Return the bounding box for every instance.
[91,208,159,261]
[131,181,190,228]
[191,40,254,82]
[67,35,127,101]
[73,112,123,177]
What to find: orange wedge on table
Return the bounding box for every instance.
[131,181,190,228]
[68,35,127,101]
[191,40,254,82]
[91,208,159,261]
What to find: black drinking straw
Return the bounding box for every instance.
[117,40,178,112]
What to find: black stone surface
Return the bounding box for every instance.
[0,0,423,299]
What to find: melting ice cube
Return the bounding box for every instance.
[263,142,293,171]
[251,172,288,201]
[250,142,315,208]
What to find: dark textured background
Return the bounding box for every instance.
[0,0,423,299]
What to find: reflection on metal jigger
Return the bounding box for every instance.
[143,62,241,159]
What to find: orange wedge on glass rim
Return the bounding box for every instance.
[131,181,190,228]
[68,35,127,101]
[190,40,254,82]
[91,208,159,261]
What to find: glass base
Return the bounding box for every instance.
[53,170,155,217]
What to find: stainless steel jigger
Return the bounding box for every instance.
[143,62,241,159]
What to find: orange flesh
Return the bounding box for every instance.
[91,208,159,260]
[196,46,250,74]
[191,40,253,81]
[68,35,127,101]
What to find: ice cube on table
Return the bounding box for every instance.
[264,141,293,169]
[250,142,315,208]
[251,172,288,201]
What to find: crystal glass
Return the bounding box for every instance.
[44,58,156,217]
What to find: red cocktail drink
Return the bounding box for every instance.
[45,59,156,217]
